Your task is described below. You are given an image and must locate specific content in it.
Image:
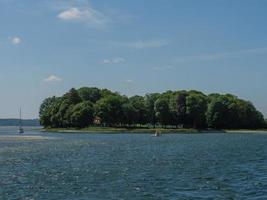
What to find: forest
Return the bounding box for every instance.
[39,87,266,129]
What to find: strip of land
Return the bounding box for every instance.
[42,127,200,133]
[41,127,267,134]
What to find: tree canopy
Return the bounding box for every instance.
[40,87,266,129]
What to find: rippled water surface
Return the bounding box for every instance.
[0,127,267,199]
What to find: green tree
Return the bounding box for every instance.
[186,94,207,128]
[145,93,160,127]
[170,91,188,126]
[155,98,171,127]
[94,95,125,126]
[58,88,83,127]
[122,101,137,126]
[70,101,94,128]
[48,98,64,128]
[129,96,148,125]
[63,88,82,105]
[39,96,57,117]
[39,96,58,127]
[100,88,117,98]
[236,100,265,128]
[78,87,101,103]
[206,96,229,129]
[56,99,73,127]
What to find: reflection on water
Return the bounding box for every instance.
[0,127,267,199]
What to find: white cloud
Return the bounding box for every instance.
[51,0,134,27]
[58,6,107,28]
[10,36,21,45]
[44,75,63,82]
[127,40,169,49]
[58,7,82,20]
[103,57,125,64]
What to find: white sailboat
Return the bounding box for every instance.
[18,108,24,134]
[153,130,161,137]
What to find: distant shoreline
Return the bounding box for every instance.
[41,127,267,134]
[0,119,39,126]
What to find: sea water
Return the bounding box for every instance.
[0,127,267,199]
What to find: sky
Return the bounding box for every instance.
[1,0,267,119]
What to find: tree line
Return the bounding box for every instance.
[39,87,266,129]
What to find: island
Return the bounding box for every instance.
[39,87,267,133]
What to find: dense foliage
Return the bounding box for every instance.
[40,87,266,129]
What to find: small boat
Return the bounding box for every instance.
[153,130,161,137]
[18,127,24,134]
[18,108,24,134]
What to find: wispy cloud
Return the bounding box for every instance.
[49,0,134,29]
[44,75,63,82]
[175,47,267,63]
[58,7,83,20]
[10,36,21,45]
[58,6,107,28]
[103,57,125,64]
[127,40,169,49]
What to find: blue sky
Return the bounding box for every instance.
[1,0,267,118]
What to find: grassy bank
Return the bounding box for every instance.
[41,127,267,134]
[41,127,222,134]
[42,127,199,133]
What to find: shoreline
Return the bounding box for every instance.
[41,127,267,134]
[41,127,200,134]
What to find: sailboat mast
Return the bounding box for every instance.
[19,108,22,127]
[18,107,24,134]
